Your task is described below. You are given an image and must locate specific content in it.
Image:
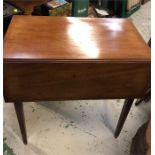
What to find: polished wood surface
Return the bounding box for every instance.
[4,16,150,102]
[4,16,150,62]
[4,16,151,142]
[4,62,150,102]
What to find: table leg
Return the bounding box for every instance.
[114,99,134,138]
[135,89,151,106]
[14,102,27,144]
[135,98,143,106]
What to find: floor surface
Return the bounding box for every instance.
[4,2,151,155]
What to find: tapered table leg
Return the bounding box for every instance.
[14,102,27,144]
[135,98,143,106]
[135,89,151,106]
[114,99,134,138]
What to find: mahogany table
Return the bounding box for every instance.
[4,16,151,144]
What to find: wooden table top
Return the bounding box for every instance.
[4,16,150,62]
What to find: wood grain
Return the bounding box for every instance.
[4,16,150,62]
[3,16,151,143]
[4,16,151,102]
[4,62,150,102]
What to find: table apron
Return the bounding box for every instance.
[4,62,150,102]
